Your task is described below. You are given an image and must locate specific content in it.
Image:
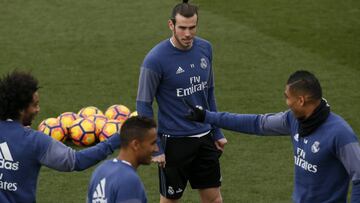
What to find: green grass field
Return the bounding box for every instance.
[1,0,359,202]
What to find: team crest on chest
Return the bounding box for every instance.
[200,58,207,69]
[311,141,320,153]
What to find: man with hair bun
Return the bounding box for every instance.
[186,70,360,203]
[136,0,226,202]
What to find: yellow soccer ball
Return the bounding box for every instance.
[78,106,104,118]
[99,119,122,142]
[129,111,138,118]
[87,114,108,138]
[57,112,79,136]
[38,118,67,142]
[69,118,96,146]
[105,104,130,123]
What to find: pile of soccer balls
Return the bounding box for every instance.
[38,105,138,146]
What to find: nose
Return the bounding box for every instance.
[184,28,191,37]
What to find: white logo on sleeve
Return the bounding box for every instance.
[92,178,107,203]
[176,67,185,74]
[0,142,19,171]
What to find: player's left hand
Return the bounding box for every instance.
[214,138,227,152]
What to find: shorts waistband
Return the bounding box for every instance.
[162,130,211,138]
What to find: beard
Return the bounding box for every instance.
[173,32,193,49]
[22,113,35,126]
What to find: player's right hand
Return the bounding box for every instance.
[152,154,166,168]
[183,99,206,122]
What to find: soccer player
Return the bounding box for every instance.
[0,71,120,203]
[136,0,226,202]
[87,116,158,203]
[186,70,360,203]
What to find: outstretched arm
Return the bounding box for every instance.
[39,134,120,171]
[205,111,291,135]
[186,102,292,136]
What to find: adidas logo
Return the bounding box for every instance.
[0,142,19,171]
[92,178,108,203]
[176,66,185,74]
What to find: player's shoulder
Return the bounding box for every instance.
[26,127,53,144]
[326,113,353,132]
[325,112,357,141]
[146,39,171,59]
[194,37,212,49]
[283,110,298,126]
[102,160,140,186]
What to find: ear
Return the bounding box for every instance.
[298,95,306,106]
[130,139,141,151]
[168,19,175,31]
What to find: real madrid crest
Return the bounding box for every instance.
[311,141,320,153]
[200,58,207,69]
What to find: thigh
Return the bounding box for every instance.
[159,136,199,199]
[188,133,222,189]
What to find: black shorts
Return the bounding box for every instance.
[158,132,222,199]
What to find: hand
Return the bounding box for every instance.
[152,154,166,168]
[214,138,227,152]
[183,99,206,122]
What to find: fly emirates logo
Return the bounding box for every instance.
[176,76,208,97]
[294,147,318,173]
[0,142,19,171]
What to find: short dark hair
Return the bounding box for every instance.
[0,70,39,121]
[287,70,322,101]
[170,0,198,24]
[120,116,157,147]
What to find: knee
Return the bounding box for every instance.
[201,194,222,203]
[212,196,223,203]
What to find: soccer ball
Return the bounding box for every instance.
[38,119,47,132]
[104,104,130,123]
[129,111,138,118]
[99,119,122,142]
[38,118,67,142]
[57,112,79,135]
[69,118,96,146]
[87,114,108,138]
[78,106,104,118]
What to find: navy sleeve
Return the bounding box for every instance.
[337,142,360,203]
[352,182,360,203]
[136,68,163,155]
[207,86,224,140]
[39,133,120,171]
[136,55,163,155]
[136,67,162,118]
[206,51,224,141]
[204,111,291,135]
